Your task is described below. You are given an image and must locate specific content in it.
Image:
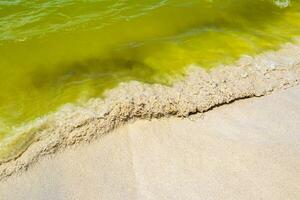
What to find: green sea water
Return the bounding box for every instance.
[0,0,300,160]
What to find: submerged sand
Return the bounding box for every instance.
[0,85,299,200]
[0,41,300,180]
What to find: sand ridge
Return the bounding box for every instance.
[0,41,300,181]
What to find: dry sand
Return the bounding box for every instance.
[1,41,300,180]
[0,85,299,200]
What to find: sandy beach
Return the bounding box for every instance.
[0,41,300,180]
[1,1,300,200]
[0,85,299,199]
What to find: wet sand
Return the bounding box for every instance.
[0,85,299,200]
[1,41,300,180]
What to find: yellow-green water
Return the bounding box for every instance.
[0,0,300,152]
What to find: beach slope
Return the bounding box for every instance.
[0,85,299,200]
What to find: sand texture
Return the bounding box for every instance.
[0,41,300,180]
[0,85,299,200]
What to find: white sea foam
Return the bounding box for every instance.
[274,0,290,8]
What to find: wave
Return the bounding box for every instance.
[0,0,299,171]
[0,41,300,179]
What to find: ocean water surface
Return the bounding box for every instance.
[0,0,300,160]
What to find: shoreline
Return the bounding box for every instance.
[1,85,299,199]
[0,41,300,181]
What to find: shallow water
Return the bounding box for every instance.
[0,0,300,143]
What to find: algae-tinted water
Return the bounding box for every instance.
[0,0,300,147]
